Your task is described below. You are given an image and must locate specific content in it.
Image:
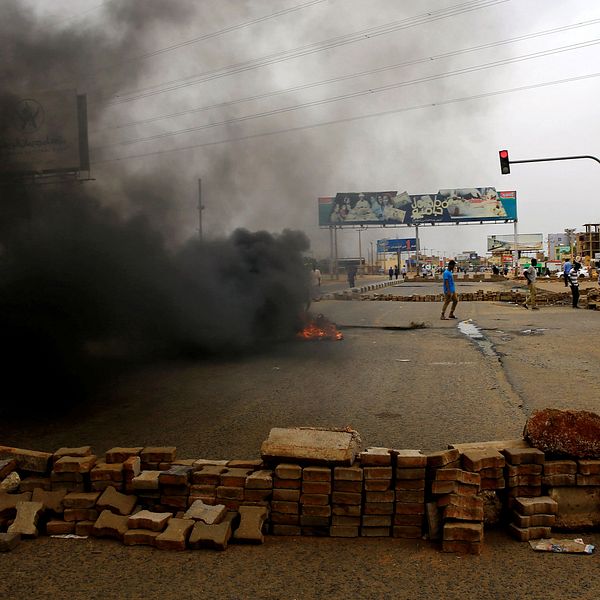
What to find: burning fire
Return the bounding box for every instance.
[297,313,343,341]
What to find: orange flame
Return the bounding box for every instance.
[297,314,343,341]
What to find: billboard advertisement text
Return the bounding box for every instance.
[487,233,543,252]
[319,188,516,227]
[0,90,88,174]
[377,238,417,253]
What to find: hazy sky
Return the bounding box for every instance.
[21,0,600,259]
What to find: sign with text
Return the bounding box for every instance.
[377,238,417,253]
[319,189,517,226]
[487,233,543,252]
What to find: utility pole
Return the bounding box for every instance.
[198,178,205,241]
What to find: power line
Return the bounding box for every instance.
[105,0,509,106]
[86,0,328,77]
[47,0,115,28]
[96,18,600,133]
[91,71,600,165]
[94,38,600,150]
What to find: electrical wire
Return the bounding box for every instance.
[91,71,600,165]
[94,38,600,150]
[96,18,600,133]
[105,0,509,105]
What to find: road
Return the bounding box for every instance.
[1,277,599,599]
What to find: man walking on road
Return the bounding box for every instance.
[524,258,539,310]
[569,262,580,308]
[441,260,458,320]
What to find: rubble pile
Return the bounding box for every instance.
[1,412,600,554]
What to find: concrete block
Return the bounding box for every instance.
[462,449,505,471]
[184,500,227,524]
[245,470,273,489]
[512,496,558,516]
[509,524,552,541]
[549,486,600,529]
[46,520,76,535]
[131,471,162,491]
[261,427,360,465]
[128,510,172,531]
[96,486,137,516]
[233,506,268,543]
[92,509,129,540]
[53,455,97,473]
[105,447,143,463]
[141,447,176,463]
[444,522,484,542]
[393,450,427,468]
[333,466,363,481]
[8,501,44,537]
[426,449,460,468]
[502,447,545,465]
[53,446,92,462]
[0,446,52,473]
[359,447,392,466]
[64,508,98,522]
[123,529,160,546]
[155,518,194,550]
[188,520,232,550]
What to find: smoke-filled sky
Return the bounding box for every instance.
[7,0,600,258]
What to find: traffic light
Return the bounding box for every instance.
[499,149,510,174]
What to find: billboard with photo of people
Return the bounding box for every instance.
[318,188,517,227]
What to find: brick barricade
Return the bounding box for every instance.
[1,440,600,553]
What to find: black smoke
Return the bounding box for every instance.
[0,2,312,416]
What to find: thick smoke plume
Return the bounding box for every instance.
[0,2,312,416]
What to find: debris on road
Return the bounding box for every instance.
[529,538,595,554]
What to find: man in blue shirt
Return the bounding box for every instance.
[563,258,572,288]
[441,260,458,320]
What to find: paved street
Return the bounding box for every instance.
[2,279,600,599]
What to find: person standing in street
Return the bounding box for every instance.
[523,258,539,310]
[348,264,357,288]
[569,262,580,308]
[394,265,399,280]
[563,258,572,287]
[388,266,393,280]
[441,260,458,320]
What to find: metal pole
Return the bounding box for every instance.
[415,225,420,274]
[358,228,362,273]
[510,154,600,167]
[513,220,519,275]
[198,178,204,241]
[329,227,334,279]
[334,227,339,280]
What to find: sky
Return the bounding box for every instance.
[14,0,600,261]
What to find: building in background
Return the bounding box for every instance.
[576,225,600,266]
[547,232,572,261]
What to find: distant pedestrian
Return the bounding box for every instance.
[563,258,572,287]
[523,258,539,310]
[569,262,580,308]
[348,265,357,288]
[492,265,500,275]
[394,265,399,280]
[388,266,393,280]
[310,266,321,301]
[401,266,407,278]
[441,260,458,320]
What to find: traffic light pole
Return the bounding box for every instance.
[509,154,600,167]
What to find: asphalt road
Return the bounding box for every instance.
[2,277,600,599]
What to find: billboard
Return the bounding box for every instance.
[318,188,517,227]
[0,90,89,175]
[487,233,544,252]
[377,238,416,253]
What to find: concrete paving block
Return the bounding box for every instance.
[31,488,66,513]
[0,459,17,479]
[393,450,427,468]
[46,520,76,535]
[233,506,268,543]
[152,518,193,550]
[123,529,160,546]
[512,496,558,516]
[63,491,100,509]
[132,471,162,491]
[92,509,129,540]
[105,447,144,464]
[8,501,44,537]
[0,492,32,518]
[443,522,484,542]
[261,427,360,465]
[184,499,227,524]
[128,510,172,531]
[96,486,137,515]
[0,446,52,473]
[245,470,273,489]
[53,446,93,462]
[188,520,232,550]
[53,455,97,473]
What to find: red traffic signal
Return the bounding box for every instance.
[499,149,510,174]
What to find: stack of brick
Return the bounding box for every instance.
[300,466,331,536]
[577,459,600,486]
[243,469,273,508]
[105,448,143,493]
[431,468,483,554]
[189,463,227,506]
[502,447,544,498]
[330,465,362,537]
[217,467,253,511]
[51,447,96,493]
[542,459,577,488]
[159,466,193,511]
[424,449,460,540]
[509,496,558,541]
[140,447,176,471]
[90,461,124,493]
[270,463,301,536]
[360,448,394,537]
[393,450,426,539]
[131,471,162,510]
[60,491,101,536]
[462,449,506,493]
